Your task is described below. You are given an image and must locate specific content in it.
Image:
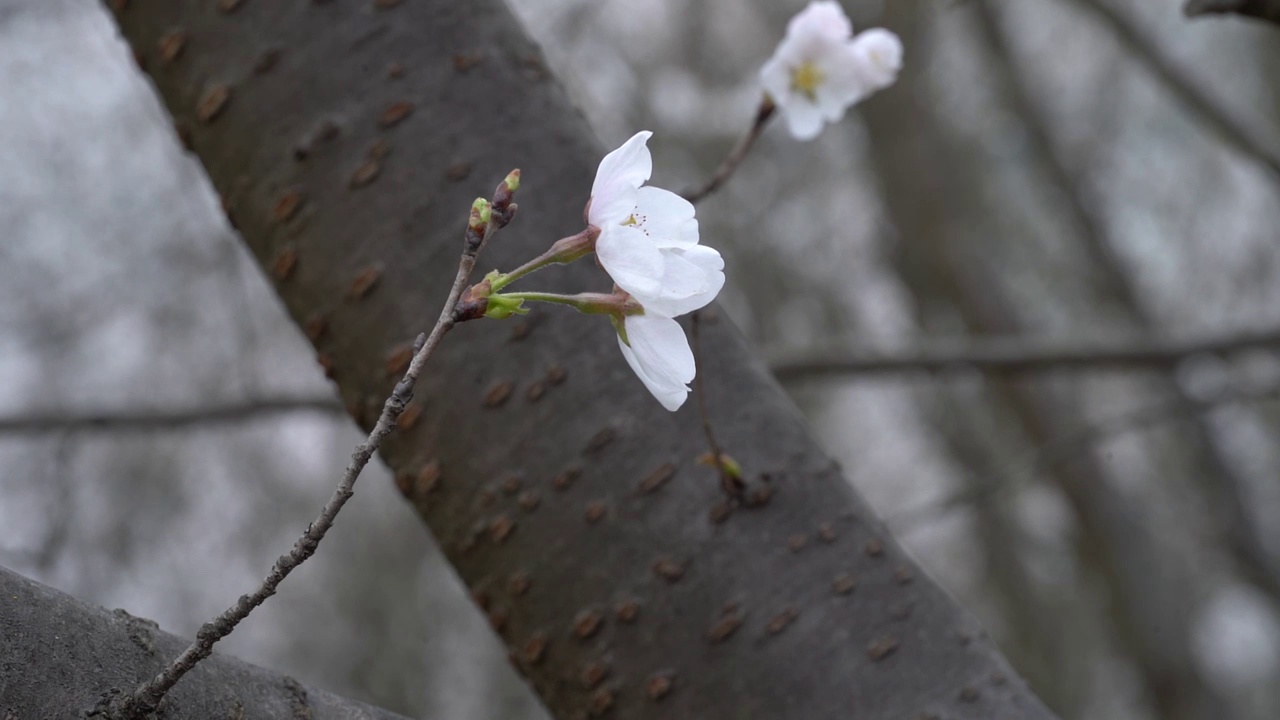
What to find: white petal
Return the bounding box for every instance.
[618,335,687,412]
[589,183,639,231]
[850,29,903,90]
[619,314,695,411]
[589,131,653,225]
[633,186,699,249]
[816,43,871,113]
[781,99,826,141]
[595,224,664,297]
[786,1,852,44]
[641,249,726,318]
[759,54,793,106]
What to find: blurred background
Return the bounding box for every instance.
[2,1,1279,719]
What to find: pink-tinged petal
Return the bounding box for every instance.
[590,131,653,223]
[633,186,699,249]
[850,28,903,90]
[595,224,664,297]
[786,1,852,44]
[619,314,695,411]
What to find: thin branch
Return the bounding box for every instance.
[0,397,344,435]
[769,327,1280,381]
[1070,0,1280,179]
[1184,0,1280,25]
[112,175,518,719]
[689,311,740,497]
[890,380,1280,529]
[681,98,777,494]
[681,97,776,204]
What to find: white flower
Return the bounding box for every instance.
[617,313,696,412]
[587,131,726,411]
[588,131,725,318]
[760,1,904,141]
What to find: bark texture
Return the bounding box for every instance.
[0,565,409,719]
[95,0,1057,718]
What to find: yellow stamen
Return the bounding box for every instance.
[790,61,824,101]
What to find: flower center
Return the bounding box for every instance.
[620,211,651,236]
[789,61,824,101]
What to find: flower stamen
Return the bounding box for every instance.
[789,61,824,101]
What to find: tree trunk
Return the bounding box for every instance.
[88,0,1057,718]
[0,565,410,719]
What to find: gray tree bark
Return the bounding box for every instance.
[0,565,410,719]
[49,0,1064,718]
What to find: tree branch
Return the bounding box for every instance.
[111,176,515,718]
[1071,0,1280,179]
[1184,0,1280,25]
[0,397,344,435]
[770,327,1280,380]
[892,379,1280,528]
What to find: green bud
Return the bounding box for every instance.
[503,169,521,193]
[469,198,492,231]
[697,451,743,480]
[483,293,529,320]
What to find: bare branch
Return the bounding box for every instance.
[891,380,1280,529]
[1072,0,1280,179]
[111,177,517,719]
[770,327,1280,380]
[681,98,776,204]
[1184,0,1280,25]
[0,397,344,435]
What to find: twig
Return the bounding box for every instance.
[0,397,344,435]
[1070,0,1280,179]
[1184,0,1280,25]
[681,97,776,204]
[680,100,777,495]
[769,327,1280,381]
[690,312,740,496]
[111,174,518,719]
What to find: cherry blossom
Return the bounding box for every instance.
[760,1,903,140]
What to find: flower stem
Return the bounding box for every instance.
[499,290,628,315]
[682,96,777,205]
[490,227,598,292]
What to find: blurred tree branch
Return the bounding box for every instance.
[1070,0,1280,179]
[993,0,1280,614]
[865,2,1233,717]
[0,397,344,435]
[1184,0,1280,25]
[891,379,1280,529]
[771,327,1280,380]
